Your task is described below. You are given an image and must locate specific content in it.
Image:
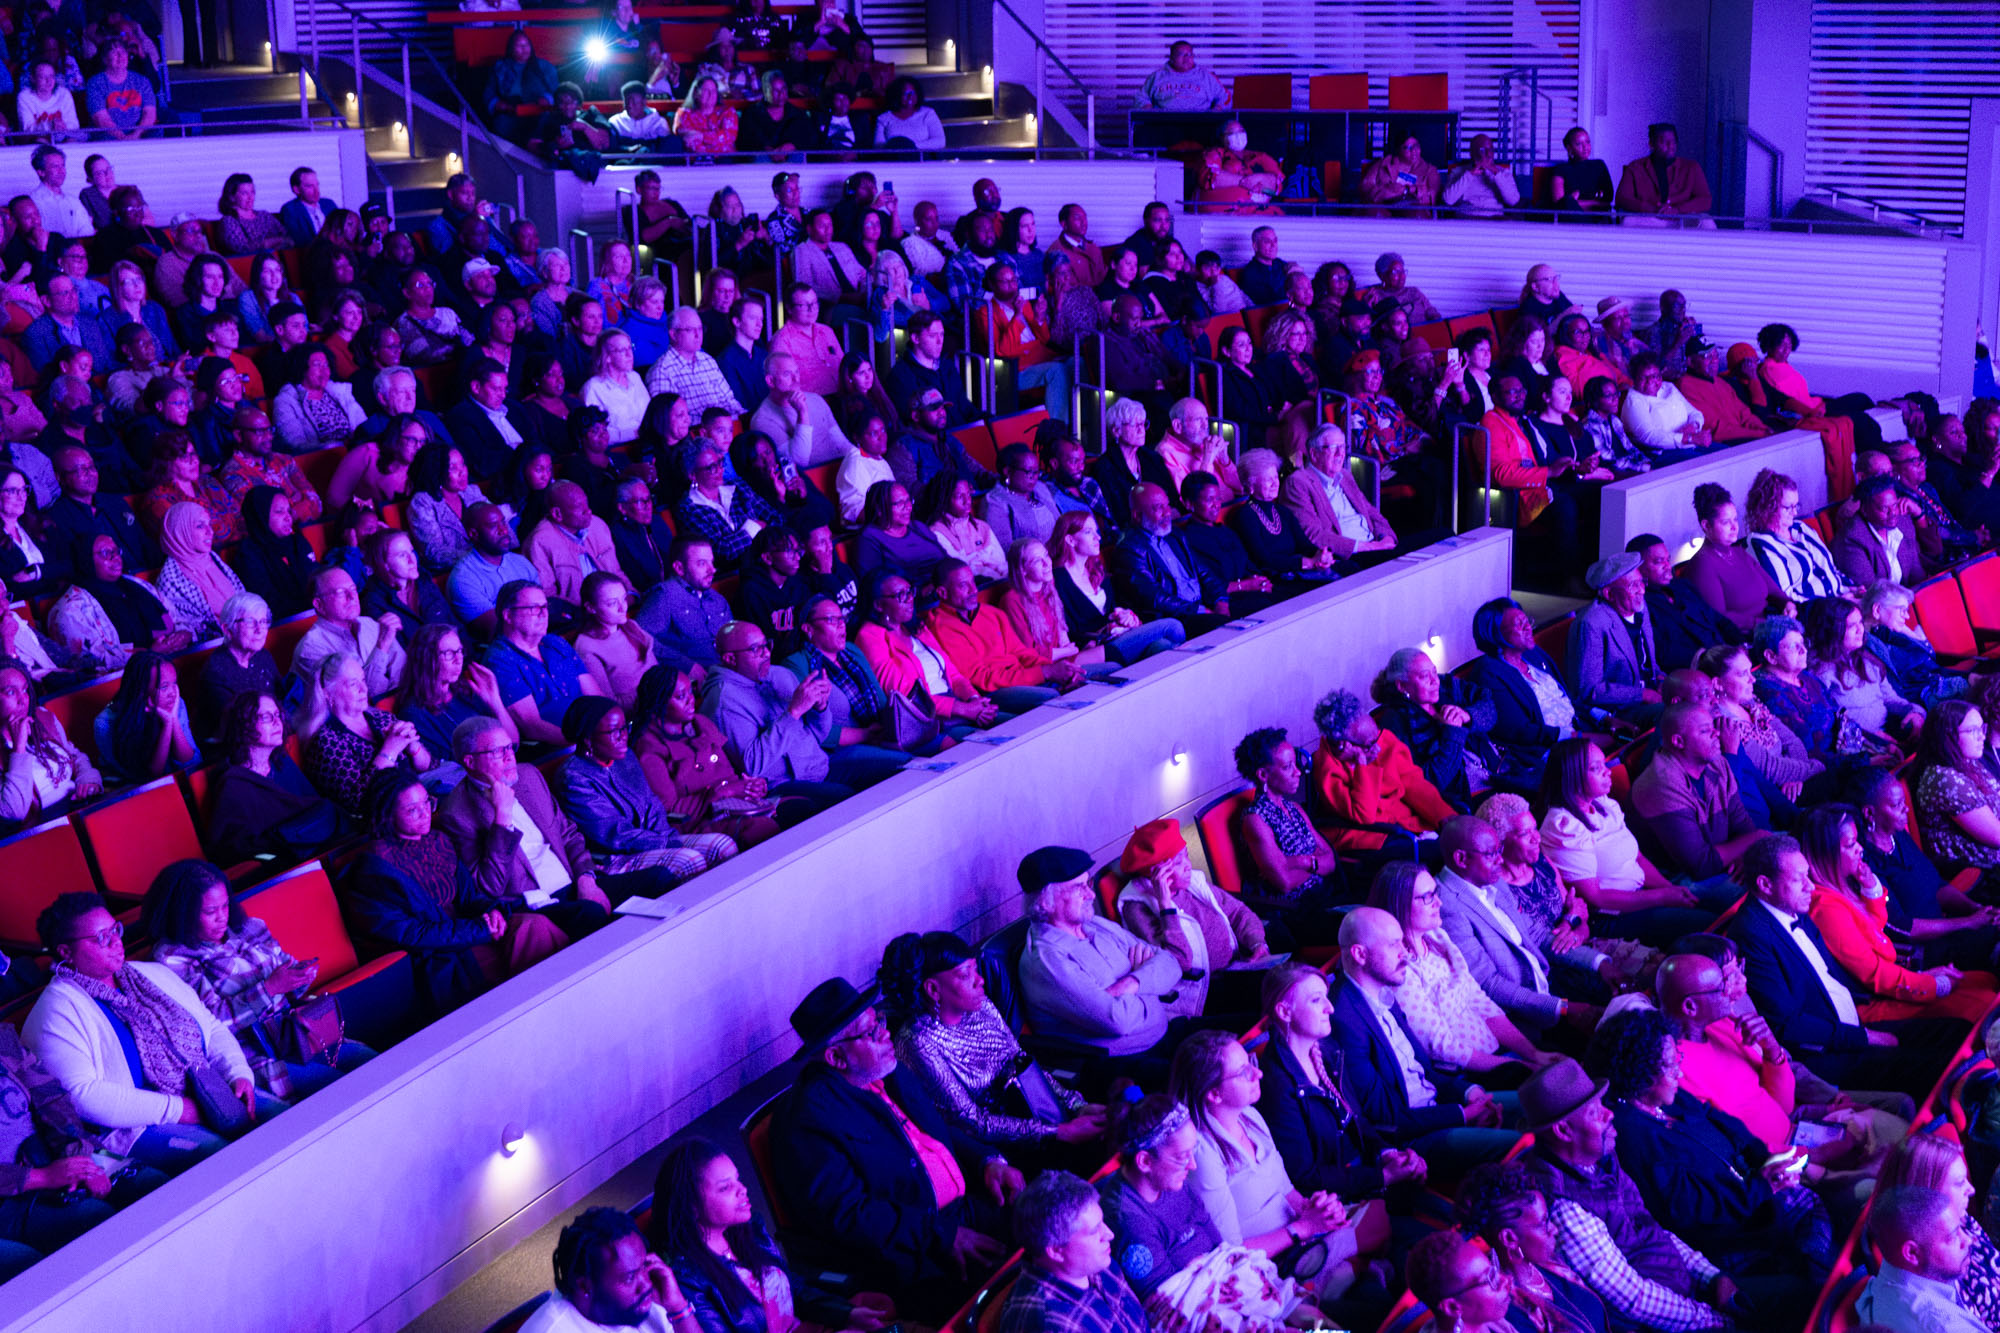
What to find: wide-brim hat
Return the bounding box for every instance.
[1520,1056,1608,1131]
[790,976,879,1053]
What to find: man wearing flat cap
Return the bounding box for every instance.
[1518,1057,1742,1330]
[1016,844,1193,1087]
[1564,551,1663,725]
[1590,295,1646,381]
[768,975,1020,1318]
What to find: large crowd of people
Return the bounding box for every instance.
[0,30,1992,1332]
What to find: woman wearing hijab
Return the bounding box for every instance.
[154,501,246,641]
[47,532,188,671]
[234,486,318,619]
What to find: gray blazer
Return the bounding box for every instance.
[1564,599,1657,713]
[1435,868,1565,1034]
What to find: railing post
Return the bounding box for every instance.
[460,111,470,171]
[1035,49,1044,151]
[299,66,310,122]
[1086,94,1095,157]
[402,43,416,158]
[351,24,363,128]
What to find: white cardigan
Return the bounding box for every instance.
[23,961,253,1152]
[273,380,367,453]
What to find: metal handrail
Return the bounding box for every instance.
[1451,421,1488,532]
[991,0,1098,152]
[991,0,1093,99]
[1179,194,1952,238]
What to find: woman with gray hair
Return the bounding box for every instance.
[1277,424,1397,564]
[299,651,432,816]
[1371,645,1509,804]
[1865,579,1967,710]
[530,247,575,339]
[1229,446,1340,584]
[1089,395,1173,528]
[193,590,282,739]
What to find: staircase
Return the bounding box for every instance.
[162,62,338,130]
[901,62,1039,150]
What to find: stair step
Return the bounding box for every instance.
[942,116,1034,149]
[907,69,989,99]
[371,157,452,192]
[165,70,309,110]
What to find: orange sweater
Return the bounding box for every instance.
[1808,884,1998,1022]
[1312,731,1457,852]
[1474,409,1551,523]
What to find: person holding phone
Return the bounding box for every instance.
[145,859,376,1099]
[701,621,872,812]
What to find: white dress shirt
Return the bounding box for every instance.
[1619,382,1705,454]
[1759,900,1862,1026]
[1359,983,1438,1108]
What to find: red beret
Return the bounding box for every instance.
[1120,818,1187,874]
[1345,349,1383,375]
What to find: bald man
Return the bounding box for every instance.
[1434,815,1606,1039]
[1660,953,1801,1154]
[1328,906,1517,1181]
[1631,704,1761,887]
[524,479,626,607]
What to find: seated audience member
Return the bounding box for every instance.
[406,443,490,575]
[881,929,1105,1159]
[1729,833,1964,1090]
[752,352,853,472]
[573,574,659,710]
[435,715,614,938]
[1099,1092,1326,1328]
[447,504,543,637]
[1359,129,1443,211]
[1311,686,1455,855]
[855,480,951,588]
[1746,468,1858,604]
[1874,1135,2000,1328]
[1481,788,1657,992]
[1657,952,1826,1162]
[144,859,375,1100]
[702,621,855,806]
[1833,471,1924,589]
[1018,844,1193,1085]
[1630,703,1763,892]
[982,444,1065,553]
[97,650,201,785]
[1588,1009,1833,1309]
[1751,612,1858,759]
[1683,483,1784,635]
[1111,483,1229,632]
[1799,804,1998,1022]
[556,696,734,893]
[1676,337,1771,444]
[1864,580,1966,711]
[1626,532,1737,674]
[1168,1030,1391,1309]
[1404,1221,1597,1333]
[486,580,604,746]
[1137,40,1227,109]
[1462,598,1581,776]
[1565,552,1664,722]
[1434,815,1605,1040]
[520,1205,691,1333]
[525,482,626,611]
[673,446,782,570]
[923,472,1009,583]
[1372,646,1510,804]
[646,1137,897,1333]
[636,538,734,671]
[854,571,1004,736]
[207,690,344,867]
[1915,699,2000,875]
[1856,763,1996,948]
[1539,737,1712,948]
[1619,352,1711,461]
[394,623,518,767]
[1196,123,1283,212]
[1001,535,1178,672]
[1370,863,1553,1077]
[1176,471,1285,612]
[295,566,408,701]
[49,530,183,673]
[193,592,280,737]
[1444,134,1521,217]
[1115,819,1269,1018]
[299,652,432,816]
[1806,595,1921,752]
[1613,122,1715,227]
[362,529,456,645]
[1857,1185,1994,1333]
[1326,908,1518,1180]
[767,976,1015,1321]
[628,665,786,851]
[155,499,246,642]
[1229,727,1343,943]
[887,388,994,499]
[925,559,1078,710]
[25,891,282,1175]
[1550,125,1615,212]
[1276,427,1396,566]
[1516,1060,1741,1332]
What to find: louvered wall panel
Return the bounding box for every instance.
[1190,214,1950,388]
[855,0,926,59]
[1043,0,1580,152]
[1806,0,2000,232]
[0,131,367,230]
[297,0,450,63]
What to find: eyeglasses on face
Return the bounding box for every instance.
[69,921,124,948]
[467,742,519,759]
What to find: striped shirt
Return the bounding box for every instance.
[1748,522,1854,602]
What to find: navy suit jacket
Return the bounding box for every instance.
[1327,975,1469,1144]
[1727,898,1871,1054]
[1461,649,1574,769]
[769,1060,995,1288]
[277,197,335,247]
[1110,527,1224,622]
[442,397,533,486]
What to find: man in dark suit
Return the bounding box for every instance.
[1831,473,1925,589]
[1327,906,1518,1182]
[1727,832,1963,1090]
[277,166,335,247]
[442,357,533,484]
[768,976,1019,1320]
[44,441,156,579]
[1110,483,1228,634]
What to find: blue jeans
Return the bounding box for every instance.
[1018,359,1072,423]
[128,1090,290,1174]
[1104,618,1185,665]
[828,744,909,790]
[989,685,1059,715]
[281,1041,377,1099]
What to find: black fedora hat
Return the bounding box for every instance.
[790,976,879,1054]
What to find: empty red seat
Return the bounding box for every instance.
[236,861,406,997]
[76,776,207,903]
[0,818,97,948]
